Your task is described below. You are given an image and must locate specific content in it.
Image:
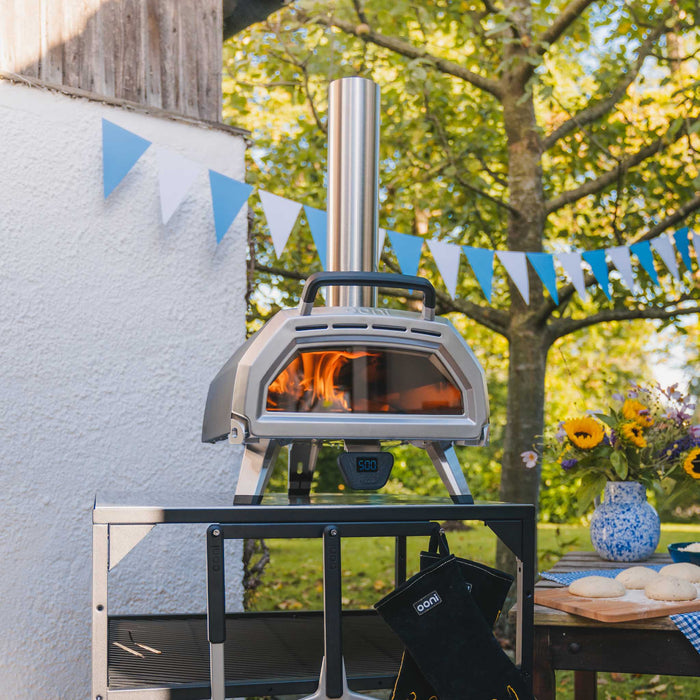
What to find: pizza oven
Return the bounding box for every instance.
[202,77,490,504]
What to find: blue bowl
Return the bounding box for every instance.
[668,542,700,566]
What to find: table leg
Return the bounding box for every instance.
[574,670,597,700]
[533,627,555,700]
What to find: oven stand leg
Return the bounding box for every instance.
[424,442,474,504]
[234,440,280,504]
[288,440,320,497]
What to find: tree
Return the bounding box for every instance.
[223,1,700,572]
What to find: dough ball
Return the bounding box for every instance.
[645,575,697,601]
[568,576,626,598]
[659,562,700,583]
[615,566,661,589]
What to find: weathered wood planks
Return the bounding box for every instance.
[0,0,222,121]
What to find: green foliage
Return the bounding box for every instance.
[224,0,700,521]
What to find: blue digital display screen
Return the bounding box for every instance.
[356,457,378,472]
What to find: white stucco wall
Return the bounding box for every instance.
[0,81,248,697]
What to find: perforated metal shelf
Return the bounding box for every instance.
[109,610,402,698]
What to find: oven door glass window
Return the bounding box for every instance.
[266,347,463,414]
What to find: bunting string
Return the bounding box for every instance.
[102,118,699,305]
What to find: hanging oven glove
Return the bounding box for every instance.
[374,556,533,700]
[390,530,515,700]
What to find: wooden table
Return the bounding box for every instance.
[533,551,700,699]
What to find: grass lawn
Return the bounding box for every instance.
[244,522,700,700]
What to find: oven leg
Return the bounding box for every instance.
[207,525,227,700]
[92,524,109,700]
[288,440,320,497]
[424,442,474,503]
[234,440,280,504]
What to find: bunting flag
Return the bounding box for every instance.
[156,148,201,224]
[208,171,253,244]
[427,239,461,298]
[556,252,589,301]
[526,252,559,304]
[303,206,328,269]
[607,245,637,294]
[463,246,495,301]
[673,227,693,273]
[259,190,303,258]
[582,249,611,301]
[497,251,529,304]
[388,230,424,276]
[102,119,151,198]
[651,234,680,280]
[378,227,387,258]
[693,231,700,266]
[629,240,659,285]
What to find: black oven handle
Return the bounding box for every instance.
[299,271,436,321]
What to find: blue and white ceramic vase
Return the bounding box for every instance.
[589,481,660,562]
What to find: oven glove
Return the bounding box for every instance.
[374,556,533,700]
[390,530,515,700]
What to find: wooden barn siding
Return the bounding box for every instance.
[0,0,222,121]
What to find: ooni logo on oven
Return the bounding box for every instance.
[413,590,442,615]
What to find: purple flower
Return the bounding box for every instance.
[612,392,624,402]
[690,425,700,440]
[561,459,578,471]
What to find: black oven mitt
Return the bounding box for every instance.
[375,555,532,700]
[389,530,514,700]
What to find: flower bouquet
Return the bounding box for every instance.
[540,383,700,515]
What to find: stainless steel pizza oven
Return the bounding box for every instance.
[202,77,490,504]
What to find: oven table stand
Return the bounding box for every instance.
[92,496,535,700]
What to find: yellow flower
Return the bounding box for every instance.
[620,421,647,448]
[564,417,605,449]
[683,448,700,479]
[622,399,654,427]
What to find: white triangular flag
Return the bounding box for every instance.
[693,231,700,266]
[497,250,529,304]
[378,227,387,259]
[259,190,303,258]
[427,239,461,298]
[557,252,588,301]
[607,245,637,294]
[651,234,680,280]
[156,148,201,224]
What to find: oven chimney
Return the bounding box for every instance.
[327,77,380,307]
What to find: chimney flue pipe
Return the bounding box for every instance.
[326,77,380,307]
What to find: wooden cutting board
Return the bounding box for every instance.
[535,587,700,622]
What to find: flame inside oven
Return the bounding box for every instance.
[266,347,463,414]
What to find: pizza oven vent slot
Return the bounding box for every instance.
[331,323,369,330]
[296,324,329,332]
[410,328,442,338]
[371,324,407,332]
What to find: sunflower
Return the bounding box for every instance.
[622,398,654,427]
[683,448,700,479]
[564,417,605,449]
[620,421,647,448]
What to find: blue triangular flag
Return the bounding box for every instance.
[102,119,151,198]
[629,240,659,285]
[304,206,328,269]
[208,171,253,244]
[462,246,494,301]
[388,230,423,276]
[582,249,611,301]
[526,252,559,304]
[673,227,693,273]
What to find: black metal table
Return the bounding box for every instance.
[93,493,535,699]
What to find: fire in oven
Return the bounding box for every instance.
[202,271,489,505]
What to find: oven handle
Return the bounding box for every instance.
[299,271,436,321]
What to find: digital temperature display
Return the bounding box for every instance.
[356,457,378,472]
